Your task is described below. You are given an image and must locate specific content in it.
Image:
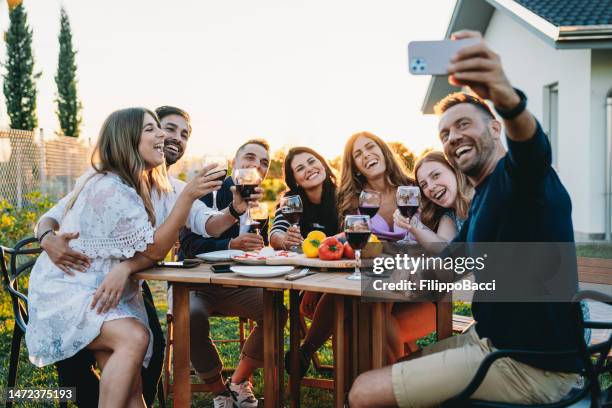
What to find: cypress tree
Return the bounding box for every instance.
[55,7,81,137]
[3,2,39,131]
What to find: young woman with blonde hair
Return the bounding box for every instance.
[394,150,473,249]
[26,107,224,408]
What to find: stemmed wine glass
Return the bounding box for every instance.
[396,186,420,220]
[280,195,303,251]
[233,168,263,225]
[248,202,269,234]
[344,215,372,281]
[396,186,421,242]
[358,191,381,218]
[203,155,228,212]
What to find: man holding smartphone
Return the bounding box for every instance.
[348,30,582,407]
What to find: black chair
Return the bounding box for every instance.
[443,290,612,408]
[0,237,68,408]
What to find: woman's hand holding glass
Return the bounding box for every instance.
[393,209,421,233]
[182,163,224,201]
[280,195,303,251]
[282,225,304,251]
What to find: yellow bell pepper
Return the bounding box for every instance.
[302,230,327,258]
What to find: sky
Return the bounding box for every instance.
[0,0,455,160]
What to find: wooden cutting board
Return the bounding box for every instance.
[266,254,356,269]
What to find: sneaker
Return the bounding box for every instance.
[228,380,258,408]
[213,392,237,408]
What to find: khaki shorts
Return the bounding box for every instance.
[391,328,578,408]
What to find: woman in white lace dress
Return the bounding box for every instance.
[26,108,220,408]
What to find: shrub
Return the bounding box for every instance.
[261,178,286,202]
[0,192,54,247]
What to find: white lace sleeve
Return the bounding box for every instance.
[68,173,156,259]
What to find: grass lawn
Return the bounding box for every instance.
[576,243,612,259]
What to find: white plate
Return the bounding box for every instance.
[230,265,294,278]
[196,250,245,262]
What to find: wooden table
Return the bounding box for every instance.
[135,263,452,408]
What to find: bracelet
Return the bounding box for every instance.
[228,202,245,220]
[38,229,56,243]
[494,88,527,120]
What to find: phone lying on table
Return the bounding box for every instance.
[408,38,479,75]
[211,264,234,273]
[157,260,200,269]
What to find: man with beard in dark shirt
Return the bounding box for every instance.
[348,31,582,408]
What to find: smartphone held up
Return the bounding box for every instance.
[407,38,479,76]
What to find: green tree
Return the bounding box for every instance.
[388,141,417,173]
[267,149,286,179]
[55,7,82,137]
[3,2,40,130]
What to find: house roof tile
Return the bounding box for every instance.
[515,0,612,27]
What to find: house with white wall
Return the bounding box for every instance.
[422,0,612,241]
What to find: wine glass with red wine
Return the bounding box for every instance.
[248,202,269,234]
[203,155,228,212]
[233,168,263,224]
[359,191,381,218]
[344,215,372,281]
[280,195,303,251]
[396,186,420,219]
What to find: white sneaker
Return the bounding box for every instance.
[229,380,258,408]
[213,393,237,408]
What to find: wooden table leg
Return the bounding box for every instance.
[289,290,301,408]
[172,284,191,408]
[371,302,386,369]
[357,302,371,373]
[263,289,284,408]
[333,295,347,408]
[436,293,453,341]
[350,299,359,382]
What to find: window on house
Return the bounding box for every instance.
[544,83,559,169]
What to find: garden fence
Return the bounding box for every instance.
[0,128,92,208]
